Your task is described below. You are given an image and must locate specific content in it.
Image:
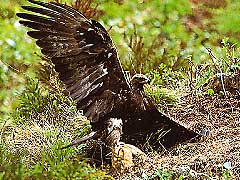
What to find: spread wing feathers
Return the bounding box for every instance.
[17,0,130,126]
[18,0,200,151]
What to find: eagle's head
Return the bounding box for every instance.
[131,74,150,91]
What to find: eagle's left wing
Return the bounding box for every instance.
[17,0,131,132]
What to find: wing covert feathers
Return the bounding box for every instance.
[17,0,130,125]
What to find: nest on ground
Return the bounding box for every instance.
[115,93,239,179]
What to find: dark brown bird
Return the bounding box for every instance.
[17,0,199,152]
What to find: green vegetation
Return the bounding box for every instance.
[153,169,173,180]
[0,142,111,179]
[0,0,239,179]
[0,77,109,179]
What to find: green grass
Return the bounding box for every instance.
[0,142,112,180]
[0,77,110,179]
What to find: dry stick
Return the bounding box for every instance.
[107,26,113,33]
[206,48,219,71]
[186,56,195,95]
[0,59,21,74]
[206,48,227,97]
[129,56,137,75]
[61,131,99,149]
[128,34,138,74]
[0,121,7,144]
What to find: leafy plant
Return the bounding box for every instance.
[12,77,73,123]
[0,0,39,119]
[151,169,173,180]
[146,85,180,112]
[195,39,240,95]
[207,88,215,96]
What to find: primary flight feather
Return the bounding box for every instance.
[17,0,199,151]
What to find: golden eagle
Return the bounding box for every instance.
[17,0,199,152]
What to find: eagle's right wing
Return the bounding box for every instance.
[17,0,131,129]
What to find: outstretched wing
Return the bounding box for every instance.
[17,0,200,151]
[17,0,130,129]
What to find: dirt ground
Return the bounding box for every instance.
[115,93,240,179]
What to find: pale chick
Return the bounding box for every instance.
[106,118,147,172]
[112,142,147,172]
